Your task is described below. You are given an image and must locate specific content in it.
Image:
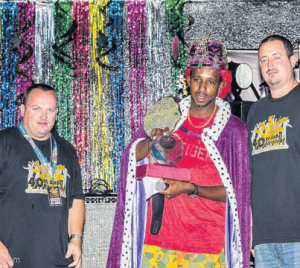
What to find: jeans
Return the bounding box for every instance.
[254,242,300,268]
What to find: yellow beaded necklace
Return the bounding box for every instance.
[187,104,217,129]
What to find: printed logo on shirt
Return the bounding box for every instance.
[24,161,69,197]
[183,140,209,162]
[251,115,292,155]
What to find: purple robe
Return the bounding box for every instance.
[107,98,251,268]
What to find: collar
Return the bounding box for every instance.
[174,96,231,141]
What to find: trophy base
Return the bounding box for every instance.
[136,164,192,182]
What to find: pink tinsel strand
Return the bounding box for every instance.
[172,35,179,61]
[127,0,147,133]
[72,2,91,188]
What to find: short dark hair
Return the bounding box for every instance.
[23,83,56,105]
[259,35,294,58]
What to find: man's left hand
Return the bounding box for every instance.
[160,179,194,199]
[66,240,82,268]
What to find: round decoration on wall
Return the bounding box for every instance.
[235,63,253,89]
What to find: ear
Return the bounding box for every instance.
[186,75,191,87]
[20,104,25,117]
[217,81,223,95]
[290,54,297,68]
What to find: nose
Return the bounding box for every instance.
[199,81,207,92]
[40,110,47,120]
[268,58,275,70]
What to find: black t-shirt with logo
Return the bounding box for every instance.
[0,127,84,268]
[248,84,300,247]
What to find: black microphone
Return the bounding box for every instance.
[151,181,169,235]
[155,180,169,191]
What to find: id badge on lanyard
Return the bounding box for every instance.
[47,186,62,206]
[19,123,61,207]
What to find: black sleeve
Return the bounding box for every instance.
[0,130,13,176]
[72,148,85,200]
[246,104,256,203]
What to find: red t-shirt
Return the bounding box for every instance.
[144,114,226,254]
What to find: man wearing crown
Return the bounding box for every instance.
[107,40,251,268]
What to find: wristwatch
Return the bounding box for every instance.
[69,234,82,244]
[187,183,199,196]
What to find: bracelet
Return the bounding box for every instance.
[69,234,82,243]
[187,183,199,196]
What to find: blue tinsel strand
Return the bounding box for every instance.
[108,0,125,191]
[0,3,18,130]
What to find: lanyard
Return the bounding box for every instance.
[18,123,58,184]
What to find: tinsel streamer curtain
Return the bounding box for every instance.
[122,2,132,145]
[165,0,186,96]
[15,2,35,124]
[108,0,125,190]
[72,2,91,191]
[145,0,172,107]
[0,0,188,193]
[89,0,115,193]
[127,0,148,134]
[0,3,18,129]
[34,2,54,84]
[53,2,73,142]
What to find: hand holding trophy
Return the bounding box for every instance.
[141,97,188,235]
[137,97,192,200]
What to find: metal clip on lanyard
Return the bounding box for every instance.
[18,123,58,184]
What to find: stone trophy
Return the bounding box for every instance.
[143,97,183,165]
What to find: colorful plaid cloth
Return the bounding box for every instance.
[142,244,226,268]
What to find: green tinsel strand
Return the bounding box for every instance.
[53,2,73,142]
[165,0,187,97]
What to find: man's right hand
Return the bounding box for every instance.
[0,241,13,268]
[149,127,169,141]
[136,127,169,161]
